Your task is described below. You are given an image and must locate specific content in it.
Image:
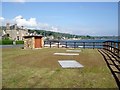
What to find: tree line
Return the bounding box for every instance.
[28,29,95,40]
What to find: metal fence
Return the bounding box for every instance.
[44,40,104,49]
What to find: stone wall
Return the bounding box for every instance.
[6,29,28,40]
[24,37,34,49]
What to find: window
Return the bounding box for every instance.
[17,36,19,40]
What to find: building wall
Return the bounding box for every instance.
[4,23,28,40]
[6,29,28,40]
[24,37,34,49]
[24,37,43,49]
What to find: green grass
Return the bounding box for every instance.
[2,48,117,88]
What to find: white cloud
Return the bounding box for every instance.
[13,15,37,27]
[0,17,5,26]
[0,16,5,22]
[13,15,60,32]
[50,26,59,32]
[2,15,73,34]
[5,15,71,34]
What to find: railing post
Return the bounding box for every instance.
[66,42,67,48]
[109,42,111,51]
[111,42,113,52]
[44,41,45,46]
[103,42,105,49]
[107,42,109,50]
[50,42,51,48]
[114,42,116,53]
[118,42,120,57]
[58,41,59,48]
[83,42,85,49]
[74,42,76,48]
[93,42,95,49]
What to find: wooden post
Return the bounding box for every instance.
[93,42,95,49]
[104,42,107,50]
[112,42,113,52]
[44,41,45,46]
[103,42,105,49]
[118,42,120,57]
[66,42,67,48]
[50,42,51,48]
[58,41,59,48]
[106,42,107,50]
[109,42,111,51]
[114,42,116,53]
[83,42,85,49]
[74,42,76,48]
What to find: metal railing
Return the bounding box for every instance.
[44,40,104,49]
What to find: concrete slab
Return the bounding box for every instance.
[58,60,84,68]
[54,53,79,56]
[66,50,81,52]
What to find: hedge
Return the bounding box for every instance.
[1,40,13,45]
[16,40,24,44]
[0,40,24,45]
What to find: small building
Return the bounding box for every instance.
[23,35,44,49]
[3,23,28,40]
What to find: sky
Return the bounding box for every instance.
[1,1,118,36]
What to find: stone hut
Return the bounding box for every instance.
[23,35,43,49]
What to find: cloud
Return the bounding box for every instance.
[2,15,71,34]
[0,16,5,26]
[13,15,60,32]
[50,26,59,32]
[0,16,5,22]
[13,15,37,27]
[1,15,72,34]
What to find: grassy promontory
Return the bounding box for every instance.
[2,48,117,88]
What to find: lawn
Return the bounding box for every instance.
[2,47,117,88]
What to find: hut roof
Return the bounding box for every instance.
[23,35,43,38]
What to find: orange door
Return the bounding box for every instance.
[35,37,42,48]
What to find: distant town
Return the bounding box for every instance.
[0,23,118,41]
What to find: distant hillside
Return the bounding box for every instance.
[28,29,95,40]
[0,26,118,40]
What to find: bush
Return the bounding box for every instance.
[16,40,24,44]
[1,39,13,45]
[0,39,24,45]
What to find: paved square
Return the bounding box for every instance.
[58,60,84,68]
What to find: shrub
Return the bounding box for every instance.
[1,39,13,45]
[16,40,24,44]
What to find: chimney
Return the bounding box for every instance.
[21,26,24,30]
[14,24,17,30]
[6,23,10,30]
